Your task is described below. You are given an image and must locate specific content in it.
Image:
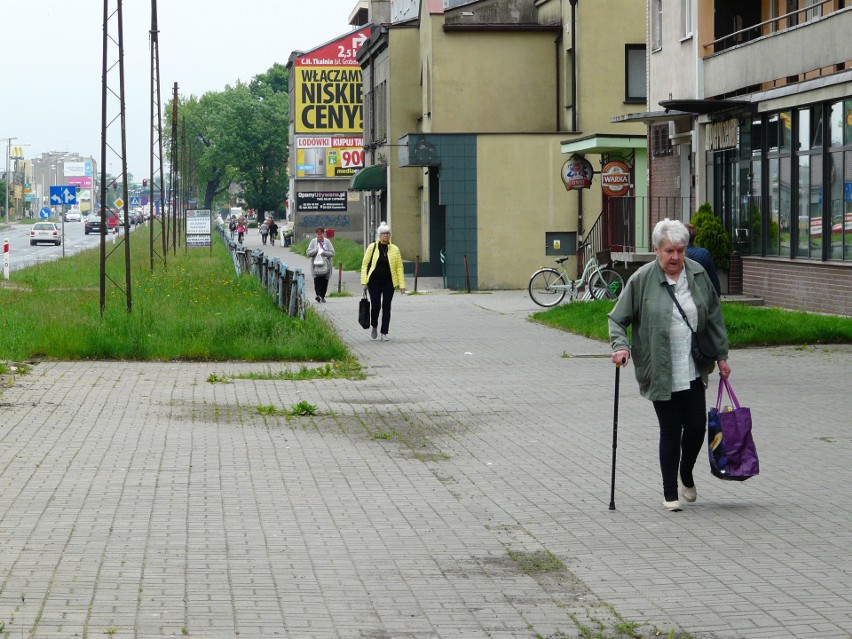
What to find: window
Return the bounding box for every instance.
[652,124,672,157]
[625,45,646,103]
[652,0,663,50]
[681,0,693,38]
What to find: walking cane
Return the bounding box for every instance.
[608,357,625,510]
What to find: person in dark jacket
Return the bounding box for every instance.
[685,223,721,296]
[610,219,730,513]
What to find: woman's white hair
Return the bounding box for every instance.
[652,218,690,249]
[375,222,391,240]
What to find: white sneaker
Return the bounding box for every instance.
[663,500,682,512]
[681,485,697,503]
[380,334,389,341]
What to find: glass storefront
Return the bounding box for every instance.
[707,98,852,262]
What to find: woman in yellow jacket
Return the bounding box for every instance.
[360,222,406,341]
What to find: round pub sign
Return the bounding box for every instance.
[561,155,594,191]
[601,161,631,197]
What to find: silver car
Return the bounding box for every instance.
[30,222,61,246]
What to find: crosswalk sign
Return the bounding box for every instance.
[130,196,141,206]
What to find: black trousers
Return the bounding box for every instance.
[367,278,395,334]
[652,378,706,501]
[313,276,329,299]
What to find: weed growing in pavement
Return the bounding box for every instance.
[0,235,352,363]
[206,373,231,383]
[507,549,565,574]
[229,359,362,381]
[287,400,317,416]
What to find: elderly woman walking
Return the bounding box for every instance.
[361,222,406,341]
[609,218,730,512]
[306,227,335,303]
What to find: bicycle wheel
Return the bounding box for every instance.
[588,269,625,300]
[528,268,568,307]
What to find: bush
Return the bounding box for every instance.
[691,202,732,270]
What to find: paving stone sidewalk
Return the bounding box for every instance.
[0,231,849,638]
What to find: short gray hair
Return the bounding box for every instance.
[652,218,689,249]
[376,222,391,240]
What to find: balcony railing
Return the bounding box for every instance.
[705,0,835,54]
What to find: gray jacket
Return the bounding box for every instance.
[307,238,335,280]
[608,258,729,401]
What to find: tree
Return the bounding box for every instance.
[165,63,290,215]
[692,203,732,270]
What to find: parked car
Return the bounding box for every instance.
[64,209,82,223]
[30,222,61,246]
[85,210,120,235]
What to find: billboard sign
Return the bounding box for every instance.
[296,191,347,212]
[296,136,364,178]
[64,161,93,177]
[294,27,369,135]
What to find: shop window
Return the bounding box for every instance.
[829,101,844,148]
[625,45,646,103]
[797,154,810,257]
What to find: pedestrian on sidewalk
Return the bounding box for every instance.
[259,219,270,245]
[236,220,246,244]
[268,219,279,246]
[361,222,406,341]
[307,227,335,303]
[608,218,730,513]
[685,223,721,296]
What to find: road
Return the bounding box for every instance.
[0,218,141,272]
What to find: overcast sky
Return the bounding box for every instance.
[2,0,362,181]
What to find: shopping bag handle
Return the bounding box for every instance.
[715,378,741,411]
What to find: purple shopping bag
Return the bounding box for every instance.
[707,378,759,481]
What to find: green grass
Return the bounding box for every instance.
[530,299,852,347]
[290,236,365,271]
[0,234,351,362]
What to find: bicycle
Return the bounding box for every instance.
[528,243,625,307]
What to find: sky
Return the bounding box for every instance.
[2,0,363,181]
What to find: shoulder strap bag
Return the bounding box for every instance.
[665,283,717,366]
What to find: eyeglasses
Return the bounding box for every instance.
[380,232,390,236]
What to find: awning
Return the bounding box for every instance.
[658,98,754,116]
[349,164,387,191]
[560,134,646,156]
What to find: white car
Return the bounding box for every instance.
[30,222,62,246]
[64,210,82,222]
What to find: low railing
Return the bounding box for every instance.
[217,226,306,319]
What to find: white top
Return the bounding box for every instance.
[666,272,699,392]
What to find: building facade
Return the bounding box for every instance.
[353,0,646,289]
[633,0,852,315]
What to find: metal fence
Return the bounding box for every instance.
[217,226,306,320]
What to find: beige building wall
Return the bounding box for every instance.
[477,133,578,288]
[573,0,648,132]
[386,26,423,258]
[429,31,557,132]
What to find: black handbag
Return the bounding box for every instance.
[666,284,717,366]
[358,291,370,329]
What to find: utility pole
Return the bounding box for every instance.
[2,137,17,226]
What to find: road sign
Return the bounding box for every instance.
[114,198,124,209]
[49,185,77,205]
[140,196,149,206]
[129,196,141,207]
[39,207,51,219]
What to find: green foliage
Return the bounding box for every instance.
[290,236,366,272]
[691,202,732,269]
[531,299,852,347]
[507,549,566,574]
[288,400,317,416]
[0,237,352,363]
[165,63,290,215]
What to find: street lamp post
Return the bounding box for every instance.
[2,137,17,226]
